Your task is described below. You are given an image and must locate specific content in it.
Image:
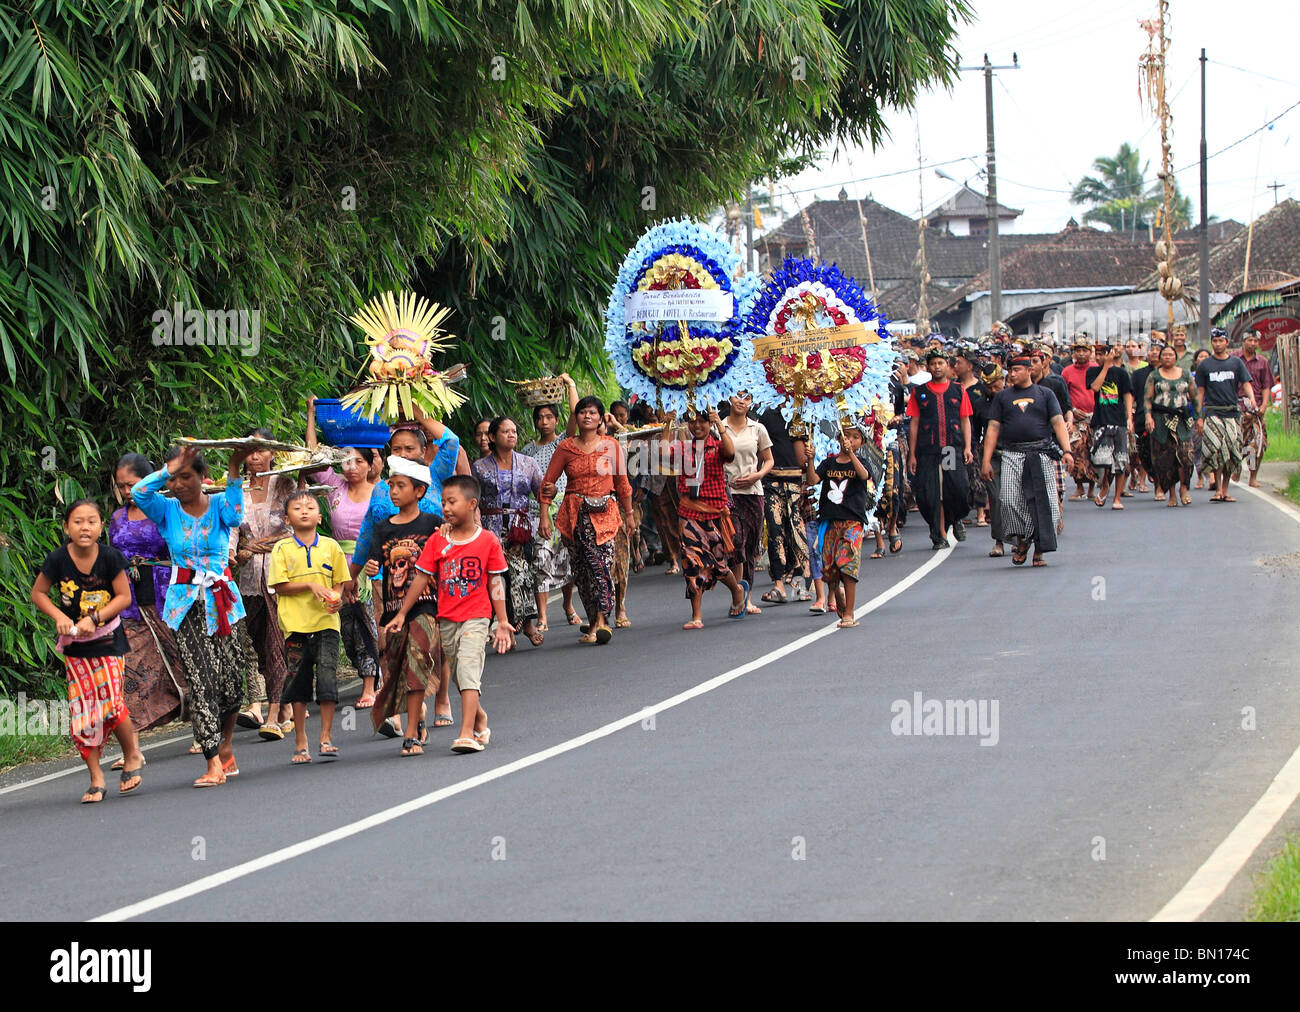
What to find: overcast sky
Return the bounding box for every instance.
[777,0,1297,236]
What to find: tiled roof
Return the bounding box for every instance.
[934,224,1158,313]
[927,184,1021,221]
[1140,200,1300,294]
[757,197,1051,291]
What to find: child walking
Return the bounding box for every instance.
[30,499,145,803]
[368,457,442,756]
[805,423,874,629]
[384,474,513,754]
[268,491,353,764]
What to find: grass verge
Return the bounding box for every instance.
[0,734,74,774]
[1264,409,1300,463]
[1249,834,1300,921]
[1285,469,1300,508]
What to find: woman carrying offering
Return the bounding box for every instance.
[109,454,188,738]
[1144,344,1200,508]
[30,500,144,803]
[232,428,292,738]
[537,396,633,645]
[133,444,254,787]
[720,391,771,614]
[520,376,580,630]
[305,397,381,707]
[472,415,544,646]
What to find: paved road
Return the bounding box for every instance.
[4,486,1300,921]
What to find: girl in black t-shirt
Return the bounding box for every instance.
[29,499,144,803]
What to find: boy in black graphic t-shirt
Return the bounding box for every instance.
[804,425,873,630]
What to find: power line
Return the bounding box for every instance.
[779,154,982,197]
[1207,59,1300,90]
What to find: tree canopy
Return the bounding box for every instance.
[0,0,971,688]
[1070,142,1192,234]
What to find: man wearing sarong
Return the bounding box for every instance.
[1195,328,1257,502]
[1085,341,1134,510]
[906,349,973,549]
[983,356,1073,567]
[1234,329,1274,487]
[1060,338,1097,501]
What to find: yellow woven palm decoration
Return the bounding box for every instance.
[340,290,466,422]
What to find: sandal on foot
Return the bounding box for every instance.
[682,619,704,630]
[291,748,312,765]
[615,617,631,628]
[81,786,106,804]
[110,756,147,772]
[793,586,812,602]
[989,544,1005,558]
[760,588,788,604]
[377,716,401,739]
[1011,540,1029,566]
[221,756,239,777]
[236,708,263,729]
[257,722,284,742]
[890,535,903,554]
[118,767,143,793]
[565,610,582,626]
[418,720,428,745]
[869,550,885,559]
[400,738,423,757]
[193,771,226,788]
[728,579,751,619]
[836,618,860,628]
[1032,555,1047,567]
[473,728,491,747]
[578,632,599,644]
[808,604,827,614]
[451,737,484,754]
[594,626,613,645]
[536,620,549,632]
[319,742,340,761]
[355,696,375,710]
[432,712,454,728]
[188,741,203,754]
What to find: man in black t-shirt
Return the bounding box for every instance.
[1195,329,1257,502]
[757,406,810,601]
[1084,342,1134,509]
[982,355,1073,566]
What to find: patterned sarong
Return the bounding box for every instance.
[65,655,129,759]
[680,515,732,598]
[1240,403,1268,474]
[373,613,440,730]
[999,445,1061,553]
[1089,424,1130,472]
[1201,415,1243,473]
[1068,411,1095,484]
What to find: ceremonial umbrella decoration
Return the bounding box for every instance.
[743,257,898,464]
[605,219,760,414]
[340,290,467,423]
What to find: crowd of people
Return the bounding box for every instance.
[28,326,1277,803]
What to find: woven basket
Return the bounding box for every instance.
[514,377,567,407]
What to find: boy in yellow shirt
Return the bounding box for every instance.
[268,491,353,763]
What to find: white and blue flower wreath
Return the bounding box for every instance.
[742,257,898,464]
[604,219,760,413]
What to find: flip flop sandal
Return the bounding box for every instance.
[109,756,147,771]
[760,588,788,604]
[377,717,401,739]
[793,586,813,601]
[473,728,491,747]
[1011,540,1029,566]
[565,610,582,626]
[836,619,860,628]
[193,771,226,788]
[188,742,203,754]
[221,756,239,777]
[291,749,313,765]
[808,604,827,614]
[594,626,613,645]
[682,619,704,629]
[418,720,428,745]
[615,617,631,628]
[400,738,423,757]
[81,786,106,804]
[536,621,549,632]
[451,737,484,754]
[1032,556,1047,567]
[258,723,284,742]
[117,767,143,793]
[890,536,903,554]
[318,743,340,760]
[433,712,455,727]
[355,697,375,710]
[236,708,263,729]
[870,551,885,559]
[989,544,1005,558]
[729,579,751,619]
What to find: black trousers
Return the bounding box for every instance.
[912,450,971,545]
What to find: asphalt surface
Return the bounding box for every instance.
[4,485,1300,921]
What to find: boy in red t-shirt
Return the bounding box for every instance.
[383,475,512,753]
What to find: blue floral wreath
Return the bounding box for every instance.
[742,256,899,468]
[605,219,760,413]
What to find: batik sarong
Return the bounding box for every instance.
[65,655,129,760]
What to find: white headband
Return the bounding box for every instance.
[387,454,431,488]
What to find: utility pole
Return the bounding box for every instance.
[960,53,1019,330]
[1199,48,1209,349]
[1268,181,1283,205]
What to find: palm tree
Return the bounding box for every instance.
[1071,143,1192,233]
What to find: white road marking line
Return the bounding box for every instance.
[92,545,952,922]
[1151,479,1300,921]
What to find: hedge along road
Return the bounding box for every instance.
[2,490,1299,921]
